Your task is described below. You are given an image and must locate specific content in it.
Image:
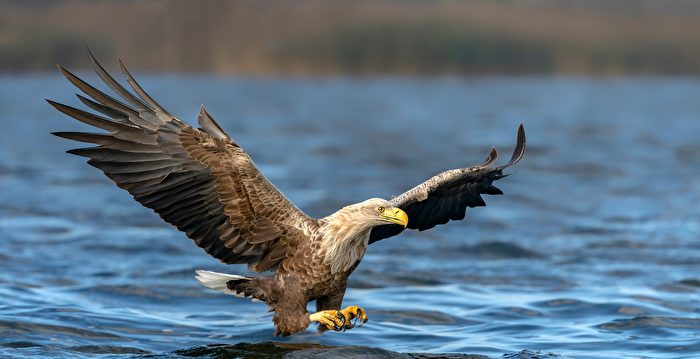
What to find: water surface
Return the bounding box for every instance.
[1,74,699,358]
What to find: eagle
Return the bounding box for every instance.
[50,53,526,337]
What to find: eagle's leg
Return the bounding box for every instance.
[272,303,311,336]
[309,309,346,331]
[314,288,345,332]
[311,281,366,332]
[270,276,312,337]
[310,306,368,332]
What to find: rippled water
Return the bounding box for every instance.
[1,74,699,358]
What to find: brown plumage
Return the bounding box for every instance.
[50,52,526,336]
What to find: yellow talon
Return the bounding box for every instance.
[309,305,368,332]
[309,310,345,331]
[340,305,368,328]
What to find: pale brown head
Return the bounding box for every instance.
[344,198,408,228]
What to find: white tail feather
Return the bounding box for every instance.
[195,270,248,297]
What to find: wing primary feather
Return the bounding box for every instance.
[95,162,171,181]
[76,94,129,121]
[52,132,161,152]
[88,159,174,174]
[87,49,152,111]
[507,124,526,166]
[470,195,486,207]
[478,146,498,167]
[57,65,139,117]
[198,105,231,140]
[482,185,504,195]
[118,59,172,117]
[46,100,139,134]
[52,131,110,143]
[66,147,169,162]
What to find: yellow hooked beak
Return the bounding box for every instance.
[381,207,409,228]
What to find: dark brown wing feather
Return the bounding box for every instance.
[50,51,315,272]
[369,125,525,244]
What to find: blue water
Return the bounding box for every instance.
[1,74,699,358]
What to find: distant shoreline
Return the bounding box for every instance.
[3,0,700,75]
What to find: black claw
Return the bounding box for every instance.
[333,311,344,331]
[337,310,351,330]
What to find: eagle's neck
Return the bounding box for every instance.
[319,209,374,274]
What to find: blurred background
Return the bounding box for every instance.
[1,1,700,359]
[3,0,700,75]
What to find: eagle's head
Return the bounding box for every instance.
[348,198,409,228]
[321,198,409,273]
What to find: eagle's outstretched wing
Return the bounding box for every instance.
[50,52,314,272]
[369,125,525,244]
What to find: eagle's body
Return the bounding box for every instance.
[50,53,525,336]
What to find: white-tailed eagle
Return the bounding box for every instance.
[50,52,526,336]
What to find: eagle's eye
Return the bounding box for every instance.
[377,206,385,213]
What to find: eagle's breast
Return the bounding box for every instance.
[317,213,373,275]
